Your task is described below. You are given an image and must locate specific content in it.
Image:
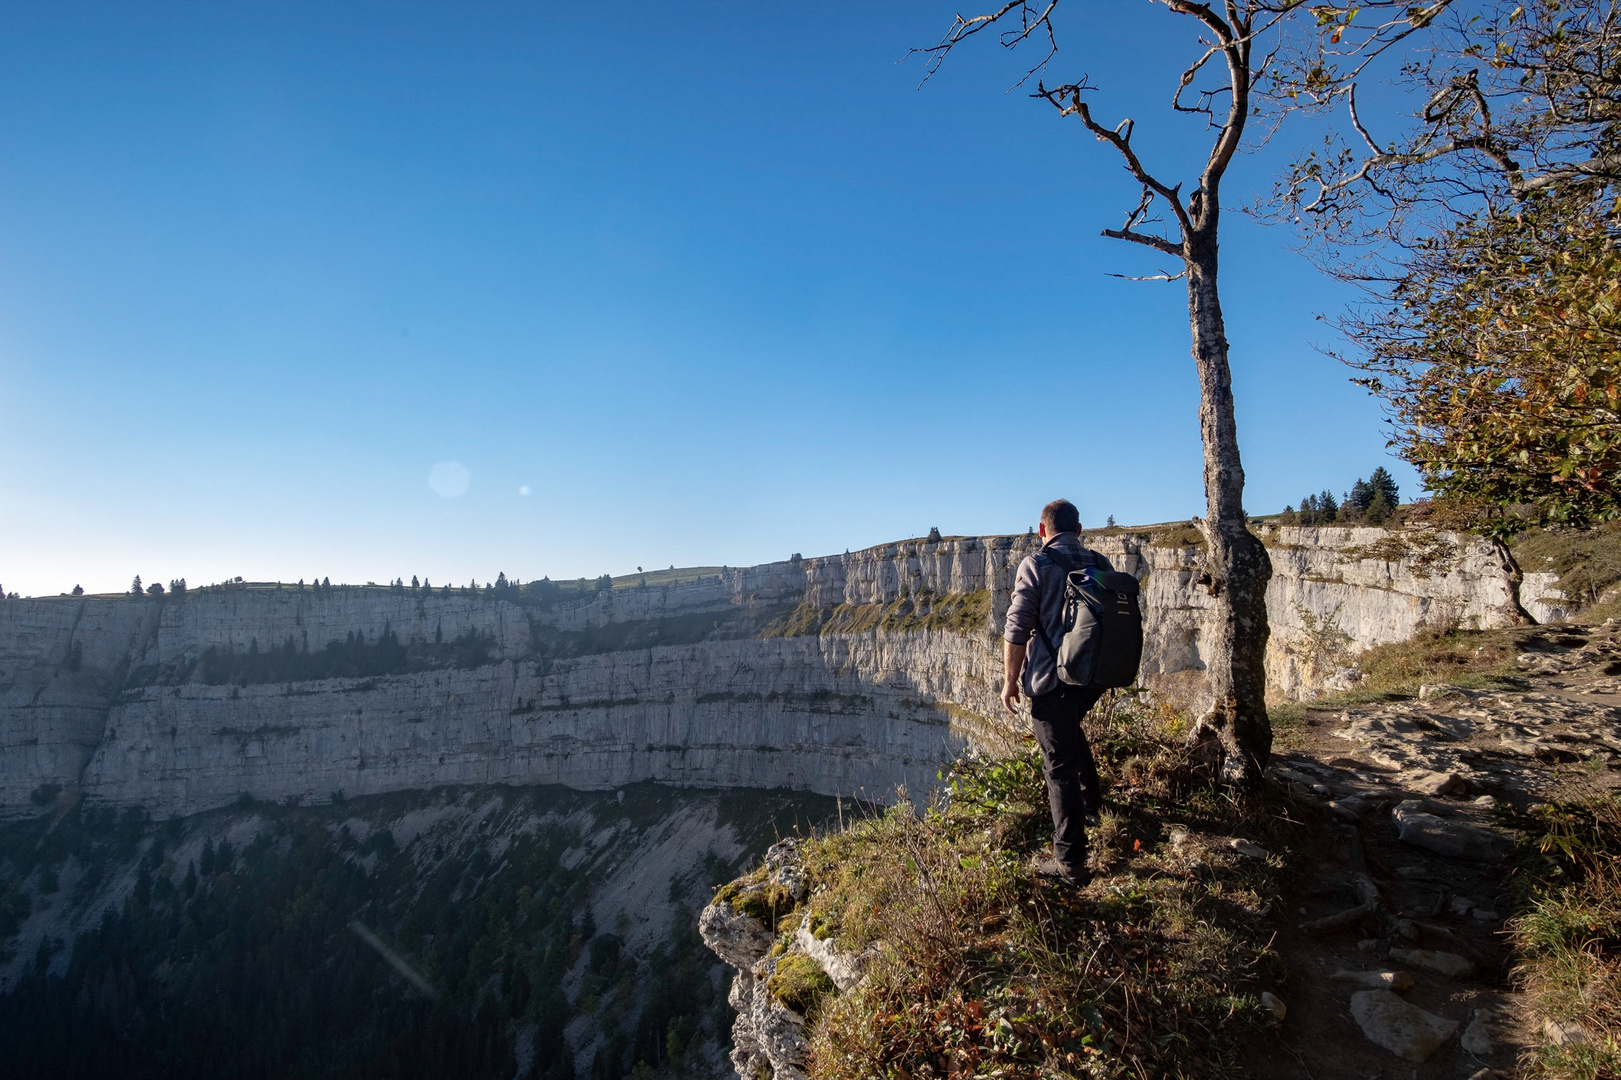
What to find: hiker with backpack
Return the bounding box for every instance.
[1002,499,1143,888]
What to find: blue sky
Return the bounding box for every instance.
[0,2,1416,596]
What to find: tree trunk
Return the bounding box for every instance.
[1491,537,1536,626]
[1182,227,1274,785]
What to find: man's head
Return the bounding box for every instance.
[1039,499,1081,540]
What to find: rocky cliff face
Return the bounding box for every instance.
[0,526,1551,817]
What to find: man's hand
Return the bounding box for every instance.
[1002,640,1027,714]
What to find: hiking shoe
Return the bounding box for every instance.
[1030,854,1090,888]
[1083,809,1102,828]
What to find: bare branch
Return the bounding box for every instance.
[910,1,1060,87]
[1101,226,1186,257]
[1107,268,1189,281]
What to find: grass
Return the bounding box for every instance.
[1509,784,1621,1080]
[1515,523,1621,615]
[1288,626,1528,712]
[607,566,728,590]
[736,698,1305,1079]
[768,953,837,1021]
[761,590,993,639]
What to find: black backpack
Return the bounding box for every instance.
[1033,548,1143,690]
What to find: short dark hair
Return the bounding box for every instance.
[1041,499,1081,535]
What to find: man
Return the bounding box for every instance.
[1002,498,1111,888]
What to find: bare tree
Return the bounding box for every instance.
[918,1,1339,784]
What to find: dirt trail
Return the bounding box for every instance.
[1244,621,1621,1079]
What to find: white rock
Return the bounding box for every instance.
[1349,989,1459,1063]
[1331,968,1415,991]
[1543,1017,1589,1047]
[1227,838,1269,859]
[1260,991,1286,1020]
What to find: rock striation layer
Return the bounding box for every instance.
[0,526,1550,816]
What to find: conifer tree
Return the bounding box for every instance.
[1348,478,1374,513]
[1368,466,1400,510]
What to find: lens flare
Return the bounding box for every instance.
[427,461,470,498]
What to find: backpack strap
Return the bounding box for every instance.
[1030,545,1079,664]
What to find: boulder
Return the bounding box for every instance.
[1392,801,1513,861]
[1349,990,1459,1063]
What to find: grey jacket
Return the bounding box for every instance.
[1003,533,1115,698]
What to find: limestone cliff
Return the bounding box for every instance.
[0,525,1552,817]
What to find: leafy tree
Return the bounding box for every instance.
[411,576,420,589]
[146,582,165,597]
[170,578,187,597]
[71,585,82,597]
[1267,1,1619,547]
[1349,194,1619,532]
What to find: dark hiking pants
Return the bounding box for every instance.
[1029,684,1106,873]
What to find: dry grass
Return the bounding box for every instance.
[1511,785,1621,1080]
[770,700,1306,1079]
[761,590,992,639]
[1514,523,1621,613]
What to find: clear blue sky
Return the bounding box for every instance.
[0,2,1416,597]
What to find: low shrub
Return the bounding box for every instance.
[777,699,1302,1079]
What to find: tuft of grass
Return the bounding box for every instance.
[768,953,837,1021]
[777,698,1302,1079]
[713,876,795,927]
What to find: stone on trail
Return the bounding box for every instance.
[1461,1008,1495,1056]
[1388,947,1476,979]
[1392,801,1513,861]
[1349,989,1459,1063]
[1407,770,1471,797]
[1331,968,1415,991]
[1260,991,1286,1020]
